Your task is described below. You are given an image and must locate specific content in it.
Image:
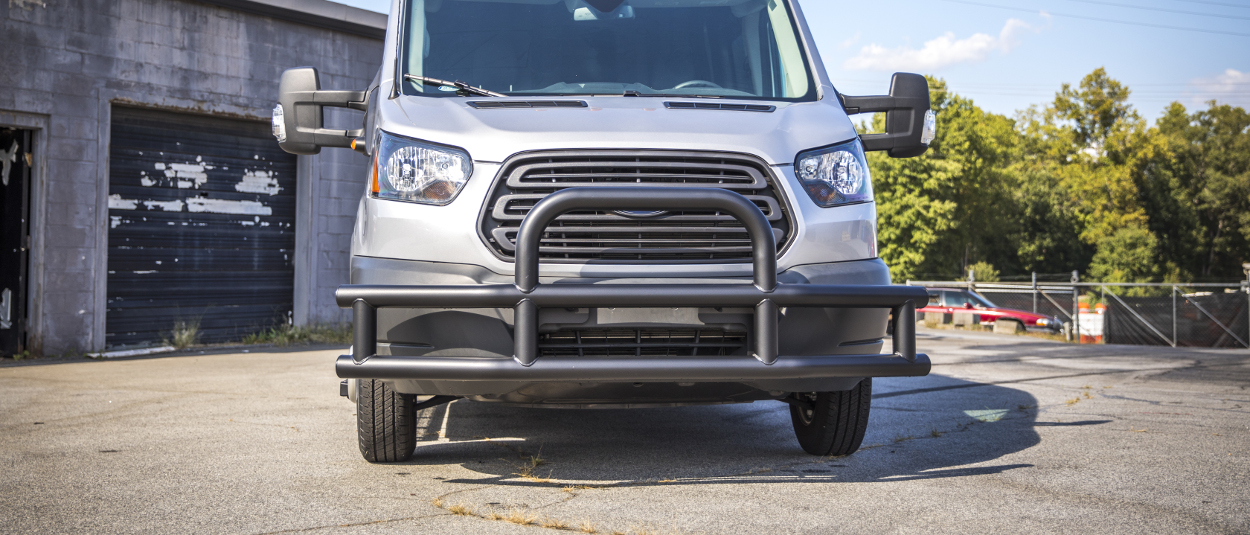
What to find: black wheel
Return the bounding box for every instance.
[357,379,416,462]
[788,378,872,456]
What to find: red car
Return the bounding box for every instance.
[919,288,1063,332]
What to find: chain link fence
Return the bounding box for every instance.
[907,279,1250,349]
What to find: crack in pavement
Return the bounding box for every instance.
[251,513,451,534]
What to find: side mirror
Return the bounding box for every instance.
[274,67,368,155]
[839,72,935,158]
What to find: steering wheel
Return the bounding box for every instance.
[673,80,723,90]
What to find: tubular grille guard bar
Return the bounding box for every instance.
[340,187,927,371]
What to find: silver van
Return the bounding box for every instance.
[274,0,937,462]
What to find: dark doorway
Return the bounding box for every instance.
[106,107,298,348]
[0,127,33,356]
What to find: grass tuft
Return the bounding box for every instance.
[514,452,554,482]
[1066,397,1081,406]
[447,503,474,516]
[164,320,200,350]
[431,497,444,508]
[579,520,598,533]
[541,517,569,529]
[240,323,351,346]
[505,508,536,526]
[484,508,505,521]
[930,428,944,437]
[893,434,916,443]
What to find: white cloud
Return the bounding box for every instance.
[1187,69,1250,108]
[843,19,1032,72]
[838,32,861,50]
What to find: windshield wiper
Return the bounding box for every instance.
[404,75,507,98]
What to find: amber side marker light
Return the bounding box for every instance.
[370,152,380,195]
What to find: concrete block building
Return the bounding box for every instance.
[0,0,384,354]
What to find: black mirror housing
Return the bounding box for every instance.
[275,67,368,155]
[839,72,934,159]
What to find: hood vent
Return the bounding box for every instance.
[468,100,588,109]
[664,102,776,112]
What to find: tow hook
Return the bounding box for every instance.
[340,379,357,402]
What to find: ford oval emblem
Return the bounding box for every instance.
[613,210,669,219]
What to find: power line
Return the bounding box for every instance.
[1059,0,1250,21]
[1166,0,1250,9]
[933,0,1250,37]
[835,78,1250,89]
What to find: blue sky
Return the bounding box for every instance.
[331,0,1250,121]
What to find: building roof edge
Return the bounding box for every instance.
[196,0,387,40]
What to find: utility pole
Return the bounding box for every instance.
[1243,263,1249,344]
[1072,270,1080,344]
[1032,272,1038,314]
[968,268,975,294]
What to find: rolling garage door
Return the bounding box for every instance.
[106,107,297,347]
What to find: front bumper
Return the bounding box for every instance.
[335,187,931,384]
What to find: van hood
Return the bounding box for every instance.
[380,95,859,165]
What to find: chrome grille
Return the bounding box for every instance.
[479,150,792,262]
[539,328,747,357]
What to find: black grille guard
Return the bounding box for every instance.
[335,187,931,382]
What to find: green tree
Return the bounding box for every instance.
[867,68,1249,284]
[1016,68,1158,280]
[966,261,1000,282]
[871,77,1020,281]
[1088,225,1159,283]
[1143,102,1250,279]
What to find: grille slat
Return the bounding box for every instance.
[489,227,787,254]
[539,328,747,357]
[492,193,783,222]
[479,150,793,263]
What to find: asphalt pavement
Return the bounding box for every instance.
[2,329,1247,534]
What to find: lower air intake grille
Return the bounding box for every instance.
[539,329,747,357]
[479,150,792,263]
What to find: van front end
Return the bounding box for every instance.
[338,187,931,401]
[275,0,938,461]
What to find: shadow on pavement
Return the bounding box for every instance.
[391,374,1048,487]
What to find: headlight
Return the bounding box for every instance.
[795,140,873,207]
[921,110,937,145]
[371,131,471,205]
[271,104,286,143]
[1036,318,1050,327]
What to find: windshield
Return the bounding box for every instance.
[399,0,815,101]
[944,291,997,308]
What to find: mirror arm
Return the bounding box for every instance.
[312,128,365,149]
[839,94,927,115]
[287,90,368,149]
[838,92,930,154]
[289,90,368,111]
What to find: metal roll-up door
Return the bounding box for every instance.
[107,107,297,347]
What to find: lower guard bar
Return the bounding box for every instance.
[335,353,931,381]
[337,187,930,381]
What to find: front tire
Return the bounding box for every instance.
[357,379,416,462]
[789,378,872,456]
